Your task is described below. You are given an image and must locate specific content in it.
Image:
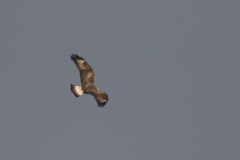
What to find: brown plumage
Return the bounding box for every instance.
[70,54,108,107]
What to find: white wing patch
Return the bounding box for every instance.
[70,84,83,97]
[77,59,85,69]
[87,73,91,78]
[99,97,107,103]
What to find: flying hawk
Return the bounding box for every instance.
[70,54,108,107]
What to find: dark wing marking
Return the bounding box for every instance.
[90,91,108,107]
[70,54,95,85]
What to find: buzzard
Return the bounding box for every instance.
[70,54,108,107]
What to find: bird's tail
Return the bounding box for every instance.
[70,84,84,97]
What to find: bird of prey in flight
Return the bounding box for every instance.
[70,54,108,107]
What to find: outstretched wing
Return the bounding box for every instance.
[70,54,95,85]
[90,91,108,107]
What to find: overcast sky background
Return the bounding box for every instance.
[1,1,240,160]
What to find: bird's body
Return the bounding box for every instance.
[70,54,108,107]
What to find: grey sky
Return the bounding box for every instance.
[1,1,240,160]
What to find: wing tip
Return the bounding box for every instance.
[97,101,108,108]
[70,54,84,61]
